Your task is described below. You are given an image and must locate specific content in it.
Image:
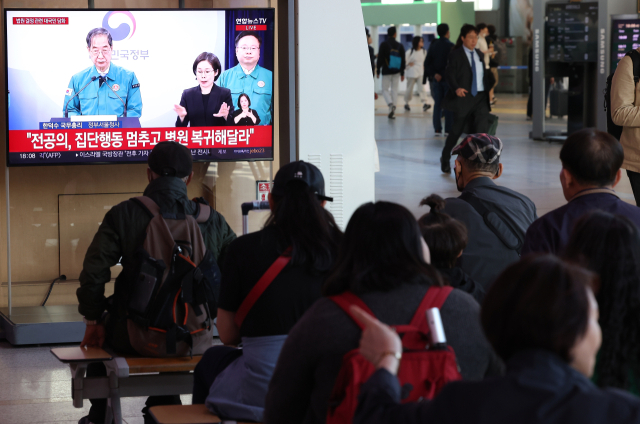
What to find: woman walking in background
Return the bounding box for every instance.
[404,36,430,112]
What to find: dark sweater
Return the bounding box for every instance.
[424,37,454,83]
[263,284,503,424]
[355,350,640,424]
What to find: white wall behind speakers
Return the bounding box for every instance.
[297,0,376,229]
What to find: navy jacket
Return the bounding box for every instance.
[522,190,640,255]
[423,37,454,84]
[355,350,640,424]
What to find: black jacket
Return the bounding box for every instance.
[443,177,537,291]
[355,350,640,424]
[423,37,454,84]
[376,37,406,77]
[77,177,236,351]
[442,47,495,112]
[175,84,234,127]
[437,267,485,303]
[368,45,376,77]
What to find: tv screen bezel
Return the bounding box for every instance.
[3,7,276,168]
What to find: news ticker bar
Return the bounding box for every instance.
[9,125,272,153]
[9,147,273,165]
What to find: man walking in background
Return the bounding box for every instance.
[440,24,495,173]
[377,26,405,119]
[425,23,454,136]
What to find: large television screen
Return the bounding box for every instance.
[545,2,598,63]
[4,8,275,167]
[611,16,640,73]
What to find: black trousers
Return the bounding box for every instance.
[627,170,640,206]
[441,92,490,162]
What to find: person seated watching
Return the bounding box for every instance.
[263,201,503,424]
[352,255,640,424]
[192,161,342,423]
[418,194,484,302]
[565,211,640,394]
[522,128,640,255]
[441,133,537,291]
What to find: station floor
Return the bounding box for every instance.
[374,92,637,217]
[0,93,637,424]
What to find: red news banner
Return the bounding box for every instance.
[9,126,272,153]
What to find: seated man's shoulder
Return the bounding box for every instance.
[442,197,483,222]
[615,198,640,221]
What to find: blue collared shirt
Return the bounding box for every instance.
[463,46,484,92]
[218,64,273,126]
[63,63,142,117]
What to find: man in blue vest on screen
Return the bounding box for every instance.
[218,30,273,125]
[63,28,142,117]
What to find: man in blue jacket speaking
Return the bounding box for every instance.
[218,31,273,126]
[63,27,142,117]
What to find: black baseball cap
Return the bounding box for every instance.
[271,161,333,202]
[148,141,193,178]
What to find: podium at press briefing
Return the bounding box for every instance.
[49,116,141,129]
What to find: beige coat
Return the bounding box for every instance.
[612,53,640,173]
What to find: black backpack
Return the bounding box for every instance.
[604,50,640,140]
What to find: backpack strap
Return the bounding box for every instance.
[234,247,293,328]
[628,50,640,83]
[407,286,453,331]
[132,196,161,218]
[329,292,375,331]
[458,191,523,254]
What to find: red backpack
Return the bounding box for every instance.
[326,286,462,424]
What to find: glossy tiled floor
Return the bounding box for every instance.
[0,338,192,423]
[374,92,636,217]
[0,93,636,424]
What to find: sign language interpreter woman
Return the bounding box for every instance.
[174,52,233,127]
[231,93,261,126]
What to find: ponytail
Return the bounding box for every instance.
[417,194,468,269]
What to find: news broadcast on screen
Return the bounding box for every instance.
[4,8,275,166]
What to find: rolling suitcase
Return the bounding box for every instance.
[550,89,568,118]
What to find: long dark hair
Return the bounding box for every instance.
[323,201,442,296]
[418,194,468,269]
[564,211,640,390]
[410,35,422,55]
[265,180,342,272]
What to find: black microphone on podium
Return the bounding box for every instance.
[64,76,98,118]
[102,76,128,118]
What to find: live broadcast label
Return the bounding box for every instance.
[236,25,267,31]
[9,126,272,153]
[13,17,68,25]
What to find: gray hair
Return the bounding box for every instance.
[86,28,113,48]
